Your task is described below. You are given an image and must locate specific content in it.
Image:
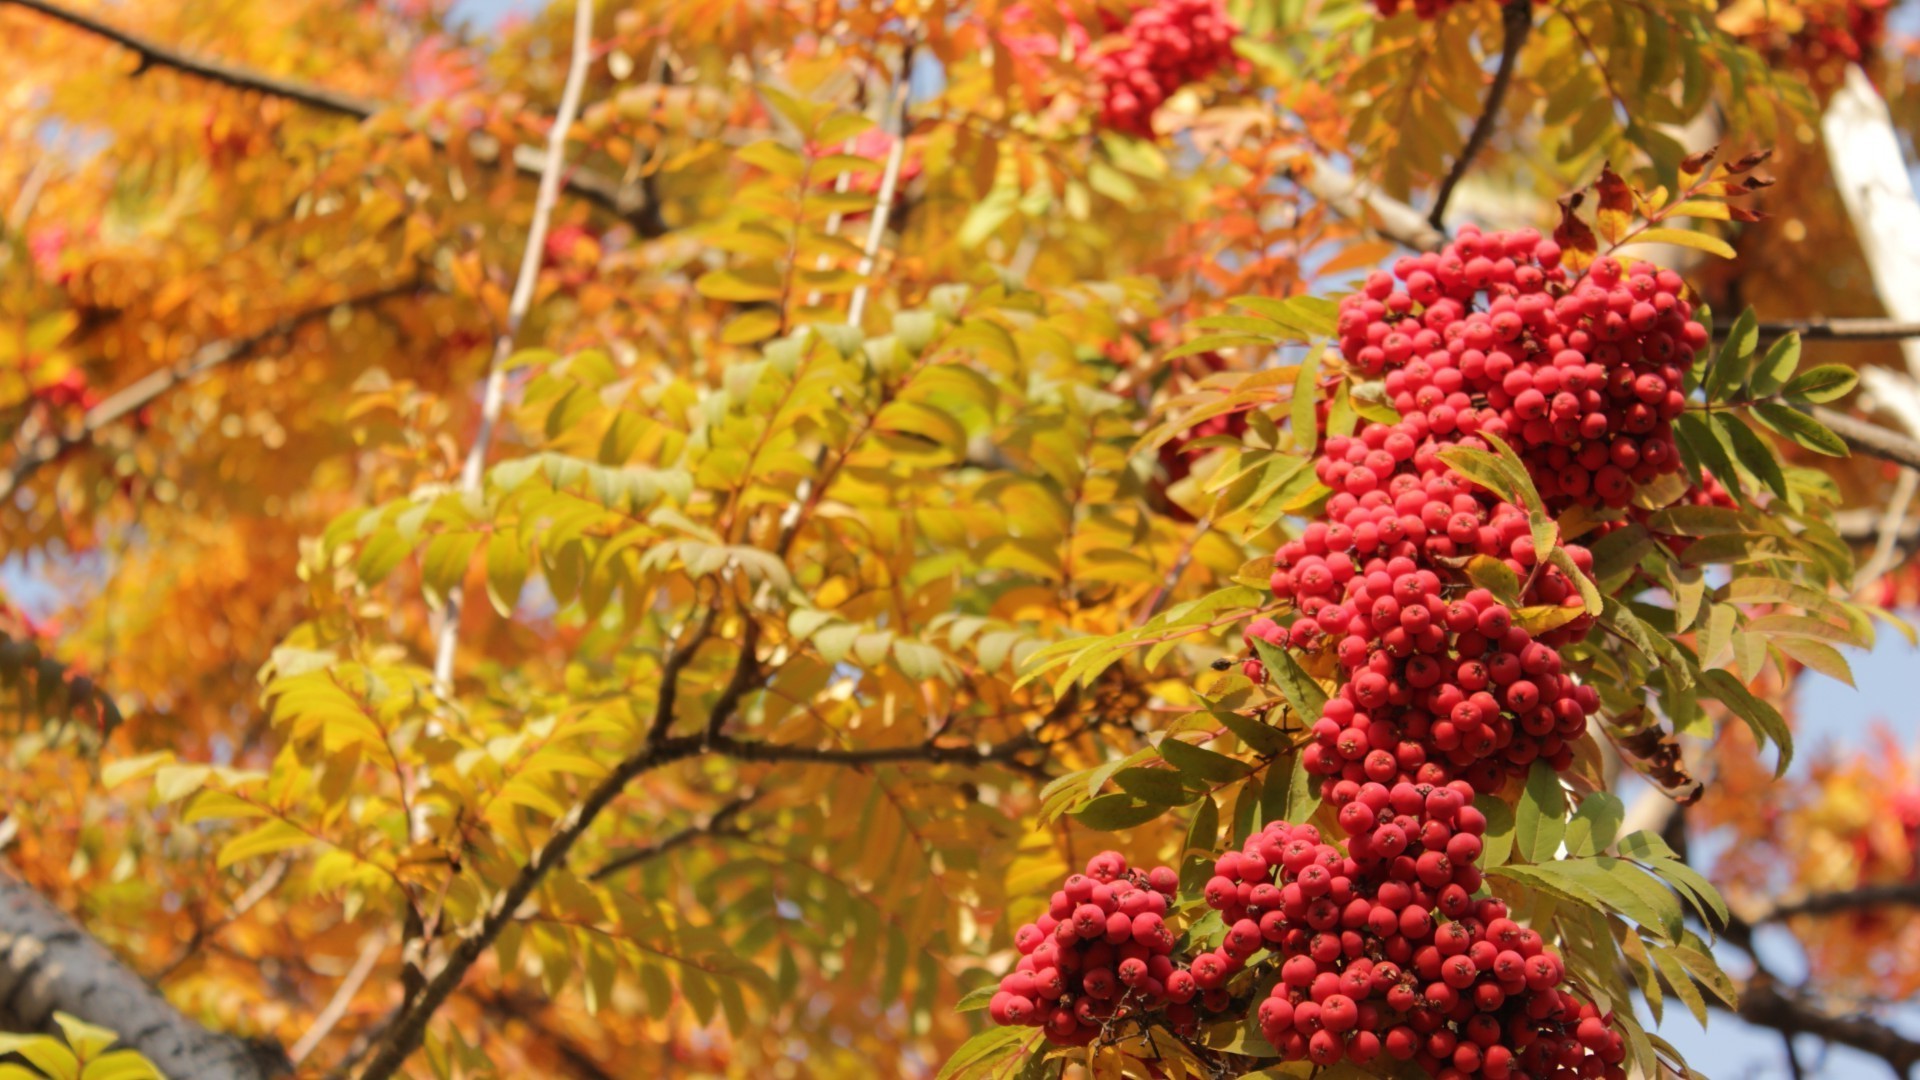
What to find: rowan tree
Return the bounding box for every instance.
[0,0,1917,1078]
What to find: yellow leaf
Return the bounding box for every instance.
[216,819,314,869]
[1625,228,1734,259]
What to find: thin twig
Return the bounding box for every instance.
[1812,405,1920,472]
[846,43,915,328]
[1854,467,1917,593]
[1,0,664,236]
[1755,880,1920,922]
[0,281,421,499]
[589,793,756,881]
[288,929,391,1065]
[151,857,291,982]
[431,0,595,692]
[1428,0,1532,230]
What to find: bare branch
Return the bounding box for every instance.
[1757,881,1920,922]
[1812,405,1920,472]
[703,731,1040,768]
[589,794,756,882]
[1742,318,1920,341]
[1292,156,1444,253]
[432,0,595,692]
[0,868,289,1078]
[152,856,291,983]
[0,281,422,499]
[0,0,665,236]
[1429,0,1532,230]
[846,44,915,328]
[288,930,390,1065]
[1737,973,1920,1077]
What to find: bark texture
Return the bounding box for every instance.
[0,870,288,1080]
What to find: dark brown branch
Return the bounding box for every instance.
[588,794,755,882]
[1734,319,1920,342]
[1,0,375,115]
[1737,974,1920,1077]
[1812,405,1920,472]
[703,731,1040,768]
[1428,0,1532,230]
[1,281,423,499]
[1758,881,1920,922]
[0,0,666,237]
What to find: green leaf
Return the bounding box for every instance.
[1751,403,1848,457]
[1516,761,1567,864]
[1706,309,1757,401]
[1589,525,1652,588]
[1699,668,1794,774]
[485,531,530,617]
[1114,767,1200,806]
[1774,637,1854,687]
[935,1026,1031,1080]
[1464,555,1522,607]
[1218,710,1290,756]
[1564,793,1625,857]
[1477,795,1516,868]
[1185,795,1221,857]
[1249,638,1325,726]
[954,984,998,1013]
[957,184,1020,249]
[1749,334,1801,397]
[1653,950,1710,1025]
[1715,413,1790,502]
[1071,793,1166,832]
[1158,737,1256,784]
[1675,413,1744,506]
[421,532,482,605]
[1291,349,1322,454]
[1781,364,1859,404]
[354,527,411,586]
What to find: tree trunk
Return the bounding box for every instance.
[0,869,288,1080]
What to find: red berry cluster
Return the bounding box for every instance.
[1092,0,1238,137]
[1188,811,1624,1076]
[1340,236,1701,514]
[990,852,1198,1044]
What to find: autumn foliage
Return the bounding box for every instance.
[0,0,1918,1078]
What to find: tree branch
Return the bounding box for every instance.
[1744,318,1920,341]
[1428,0,1532,230]
[287,930,390,1065]
[0,281,422,499]
[0,867,290,1079]
[1292,156,1444,253]
[588,794,755,882]
[431,0,594,692]
[0,0,666,237]
[1756,881,1920,922]
[1737,973,1920,1077]
[1812,405,1920,472]
[703,731,1040,768]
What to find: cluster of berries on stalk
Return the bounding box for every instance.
[1001,0,1238,138]
[1218,812,1622,1076]
[982,228,1724,1075]
[991,852,1196,1045]
[1093,0,1239,136]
